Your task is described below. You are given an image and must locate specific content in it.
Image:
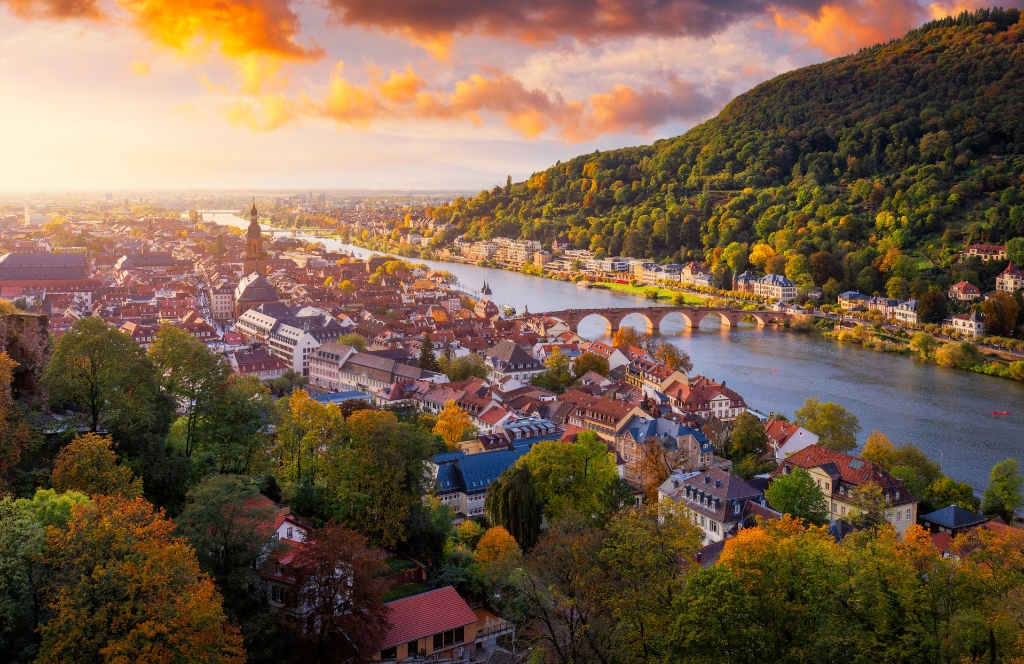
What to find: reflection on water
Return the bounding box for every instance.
[208,213,1023,489]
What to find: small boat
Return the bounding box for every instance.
[992,411,1010,416]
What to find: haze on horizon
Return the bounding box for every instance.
[0,0,1017,191]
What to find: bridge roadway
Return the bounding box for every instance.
[542,306,794,333]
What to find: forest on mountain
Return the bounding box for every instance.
[431,9,1024,294]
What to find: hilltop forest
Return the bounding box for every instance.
[431,9,1024,294]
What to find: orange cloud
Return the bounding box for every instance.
[294,65,725,142]
[130,60,150,75]
[323,0,855,51]
[1,0,101,19]
[771,0,926,57]
[226,93,297,131]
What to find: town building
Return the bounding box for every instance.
[0,252,89,281]
[943,309,985,337]
[892,299,919,325]
[996,261,1024,293]
[658,468,773,545]
[918,505,989,538]
[755,274,797,301]
[308,342,358,390]
[482,339,545,384]
[233,347,289,380]
[770,445,919,536]
[960,243,1007,261]
[948,281,980,302]
[762,416,819,464]
[434,448,529,520]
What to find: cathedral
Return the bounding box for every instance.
[233,202,280,319]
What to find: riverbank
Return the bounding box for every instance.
[819,320,1024,382]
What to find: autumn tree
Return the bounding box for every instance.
[572,351,610,378]
[175,475,287,664]
[916,291,948,325]
[149,324,231,457]
[485,465,542,550]
[38,495,244,664]
[475,526,521,580]
[51,432,143,498]
[612,326,647,348]
[636,437,692,501]
[433,400,474,449]
[0,351,33,489]
[909,331,938,356]
[794,397,861,452]
[981,291,1020,335]
[655,343,693,373]
[324,409,441,548]
[275,389,345,489]
[765,467,829,525]
[284,523,390,664]
[728,412,769,461]
[43,316,162,433]
[337,332,367,353]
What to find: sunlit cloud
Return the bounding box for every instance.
[1,0,101,19]
[770,0,926,57]
[130,59,149,75]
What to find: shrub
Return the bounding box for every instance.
[935,342,981,369]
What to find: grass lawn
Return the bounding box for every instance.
[598,282,706,304]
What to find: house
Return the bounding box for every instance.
[892,299,919,325]
[948,281,980,302]
[308,342,358,391]
[337,352,447,393]
[762,416,818,464]
[918,505,988,538]
[996,261,1024,293]
[960,243,1007,261]
[658,468,773,545]
[615,414,714,483]
[433,448,529,520]
[666,376,747,423]
[233,347,288,380]
[482,339,545,384]
[770,445,919,536]
[733,271,757,293]
[374,587,503,663]
[838,291,868,310]
[943,309,985,337]
[565,394,646,442]
[578,339,631,370]
[755,274,797,301]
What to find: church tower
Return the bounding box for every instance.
[243,200,267,277]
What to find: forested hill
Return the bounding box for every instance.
[431,8,1024,280]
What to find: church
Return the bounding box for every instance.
[233,202,281,319]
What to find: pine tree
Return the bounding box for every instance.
[418,333,440,372]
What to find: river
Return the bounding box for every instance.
[207,212,1024,491]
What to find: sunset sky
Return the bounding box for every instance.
[0,0,1012,191]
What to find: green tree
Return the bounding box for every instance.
[193,375,276,475]
[981,458,1023,522]
[1007,236,1024,265]
[926,476,979,511]
[886,276,910,300]
[51,432,143,498]
[149,325,231,457]
[437,353,489,381]
[934,341,980,368]
[43,316,161,433]
[337,332,367,352]
[532,347,575,393]
[729,412,768,460]
[485,465,542,550]
[175,475,288,664]
[765,467,829,525]
[916,291,948,325]
[572,351,610,378]
[794,397,862,452]
[418,333,440,372]
[518,432,618,520]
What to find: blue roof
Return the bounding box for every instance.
[312,391,371,404]
[434,448,529,496]
[433,451,467,464]
[919,505,987,529]
[759,274,795,287]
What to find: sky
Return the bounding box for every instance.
[0,0,1012,191]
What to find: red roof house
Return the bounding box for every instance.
[375,586,479,661]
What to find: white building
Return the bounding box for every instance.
[754,274,798,301]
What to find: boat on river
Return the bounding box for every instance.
[992,411,1010,415]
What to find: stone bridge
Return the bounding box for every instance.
[543,306,794,333]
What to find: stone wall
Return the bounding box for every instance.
[0,312,50,400]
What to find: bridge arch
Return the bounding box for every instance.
[656,310,698,331]
[574,312,614,335]
[613,311,654,333]
[697,310,733,329]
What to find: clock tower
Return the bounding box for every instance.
[243,201,267,277]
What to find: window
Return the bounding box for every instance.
[832,503,837,514]
[455,627,464,643]
[433,634,443,650]
[408,642,419,657]
[825,482,830,491]
[286,526,293,539]
[271,586,284,602]
[906,508,912,521]
[380,647,397,659]
[816,479,821,487]
[896,511,902,523]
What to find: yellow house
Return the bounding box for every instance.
[771,445,919,536]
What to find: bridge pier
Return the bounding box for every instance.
[545,306,788,336]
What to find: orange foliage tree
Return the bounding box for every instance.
[37,495,244,664]
[51,432,143,498]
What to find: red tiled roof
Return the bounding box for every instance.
[932,531,953,554]
[381,586,478,649]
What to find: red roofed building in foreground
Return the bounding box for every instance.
[769,444,919,536]
[373,586,479,661]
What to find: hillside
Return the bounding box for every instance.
[430,8,1024,296]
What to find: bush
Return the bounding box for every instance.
[935,342,981,369]
[1009,361,1024,381]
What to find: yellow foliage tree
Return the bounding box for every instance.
[51,432,143,498]
[433,400,473,450]
[475,526,521,579]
